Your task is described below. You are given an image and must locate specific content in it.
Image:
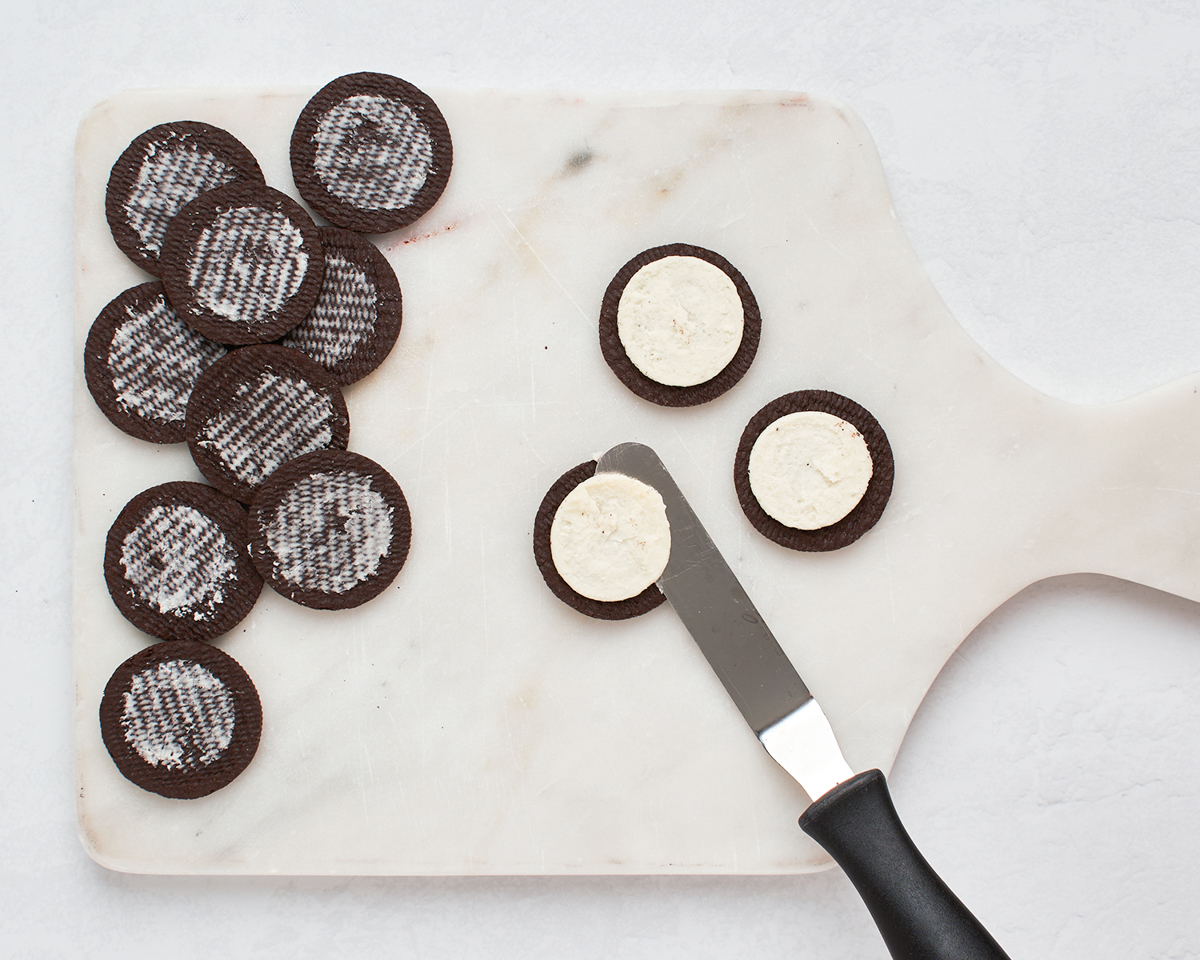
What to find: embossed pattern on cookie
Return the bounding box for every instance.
[105,121,265,277]
[99,640,262,799]
[290,72,453,234]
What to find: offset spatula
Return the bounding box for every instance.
[597,442,1010,960]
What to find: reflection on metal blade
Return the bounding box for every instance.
[596,442,812,733]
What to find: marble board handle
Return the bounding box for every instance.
[800,770,1011,960]
[1031,369,1200,603]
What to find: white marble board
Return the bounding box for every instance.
[73,86,1200,875]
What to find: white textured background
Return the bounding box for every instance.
[4,1,1200,957]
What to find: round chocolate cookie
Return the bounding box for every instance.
[734,391,894,552]
[100,640,262,799]
[160,181,325,345]
[290,72,453,234]
[84,281,228,443]
[279,227,402,385]
[105,121,265,277]
[184,344,350,504]
[247,450,411,609]
[104,482,262,642]
[533,461,667,620]
[599,243,761,407]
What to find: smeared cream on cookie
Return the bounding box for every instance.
[264,469,394,595]
[749,411,873,530]
[120,503,238,620]
[550,473,671,602]
[616,255,743,387]
[121,661,235,769]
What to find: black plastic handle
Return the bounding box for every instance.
[799,769,1011,960]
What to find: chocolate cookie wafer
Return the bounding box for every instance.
[84,281,227,443]
[184,344,350,504]
[105,121,265,277]
[247,450,411,609]
[600,243,761,407]
[100,640,262,799]
[290,72,453,234]
[280,227,402,385]
[104,482,262,642]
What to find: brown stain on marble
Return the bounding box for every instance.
[380,220,460,251]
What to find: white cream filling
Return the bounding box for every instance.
[616,255,744,387]
[550,473,671,602]
[748,411,873,530]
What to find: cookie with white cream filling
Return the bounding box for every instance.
[534,461,668,620]
[160,181,325,345]
[84,281,227,444]
[184,344,350,504]
[735,391,893,551]
[600,244,760,407]
[280,227,403,385]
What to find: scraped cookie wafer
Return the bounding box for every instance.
[104,482,262,642]
[247,450,411,609]
[185,344,350,503]
[600,243,761,407]
[533,461,667,620]
[734,390,894,552]
[99,640,262,799]
[280,227,402,384]
[84,281,227,443]
[290,72,453,234]
[105,121,265,277]
[161,181,324,345]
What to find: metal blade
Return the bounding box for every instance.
[596,442,854,799]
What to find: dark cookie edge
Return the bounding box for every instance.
[246,449,411,610]
[733,390,894,552]
[599,243,761,408]
[99,639,263,799]
[532,460,667,621]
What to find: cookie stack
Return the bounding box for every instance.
[85,73,450,799]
